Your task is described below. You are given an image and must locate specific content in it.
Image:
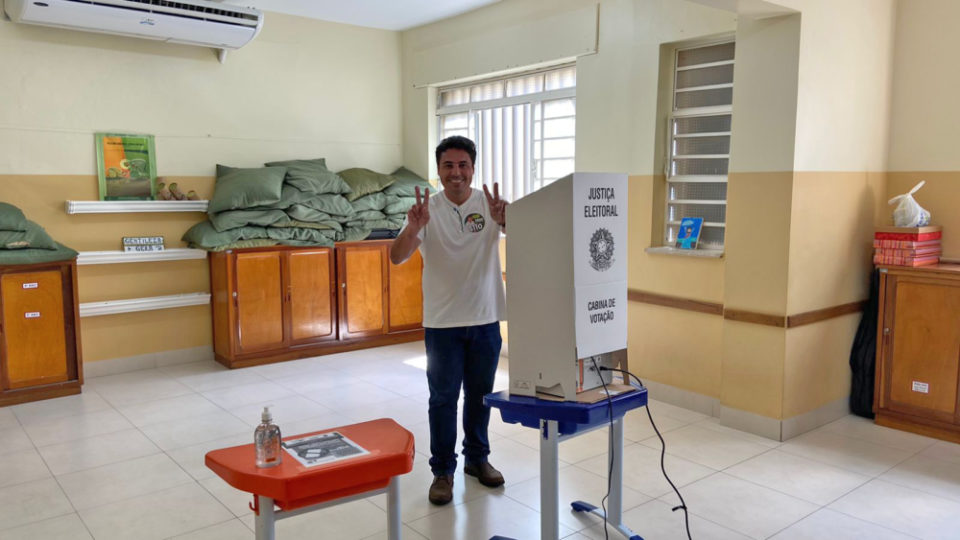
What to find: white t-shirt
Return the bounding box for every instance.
[406,188,506,328]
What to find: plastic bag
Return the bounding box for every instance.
[888,181,930,227]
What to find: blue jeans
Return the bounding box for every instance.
[424,322,502,476]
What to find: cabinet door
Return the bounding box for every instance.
[388,249,423,333]
[287,248,337,344]
[883,276,960,421]
[1,271,68,389]
[338,244,387,339]
[235,251,285,353]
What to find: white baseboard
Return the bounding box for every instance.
[639,379,720,417]
[639,380,850,442]
[84,346,214,378]
[780,397,849,440]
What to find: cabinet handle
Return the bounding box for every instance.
[341,283,346,289]
[883,328,890,335]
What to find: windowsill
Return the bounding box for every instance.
[645,246,724,258]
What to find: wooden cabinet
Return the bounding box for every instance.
[0,260,83,406]
[336,242,424,338]
[210,241,423,368]
[874,264,960,443]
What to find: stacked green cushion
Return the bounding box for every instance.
[209,165,287,214]
[338,168,395,202]
[182,221,271,249]
[384,167,434,197]
[350,192,387,212]
[0,202,27,231]
[265,158,352,195]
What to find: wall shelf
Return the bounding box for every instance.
[77,248,208,265]
[65,200,209,214]
[79,293,211,318]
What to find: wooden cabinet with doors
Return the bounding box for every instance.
[0,259,83,406]
[336,241,424,338]
[874,263,960,443]
[210,241,423,368]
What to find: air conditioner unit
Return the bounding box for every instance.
[4,0,263,52]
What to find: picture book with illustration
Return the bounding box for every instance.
[675,217,704,249]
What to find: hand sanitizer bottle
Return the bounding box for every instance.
[255,406,282,468]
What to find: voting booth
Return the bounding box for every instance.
[506,172,628,400]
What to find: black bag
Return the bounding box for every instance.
[849,269,880,418]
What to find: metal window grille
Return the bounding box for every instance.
[437,65,576,200]
[666,41,735,249]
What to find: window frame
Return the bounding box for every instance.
[436,64,576,201]
[662,39,735,253]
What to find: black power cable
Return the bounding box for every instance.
[600,365,693,540]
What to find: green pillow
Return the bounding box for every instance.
[209,165,286,214]
[0,221,57,250]
[337,168,396,202]
[0,202,28,231]
[350,192,387,212]
[384,195,416,215]
[182,220,270,249]
[0,242,78,264]
[267,227,336,247]
[285,204,333,224]
[206,239,279,252]
[209,209,289,232]
[304,194,355,217]
[265,159,351,195]
[354,210,386,221]
[384,167,434,197]
[271,219,342,232]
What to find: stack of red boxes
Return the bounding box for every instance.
[873,225,942,267]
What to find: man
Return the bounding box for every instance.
[389,136,508,506]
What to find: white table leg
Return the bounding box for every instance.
[540,419,559,540]
[387,476,401,540]
[609,417,624,525]
[255,495,275,540]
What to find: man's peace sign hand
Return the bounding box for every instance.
[483,183,508,228]
[408,186,431,231]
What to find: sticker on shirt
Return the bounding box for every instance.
[464,213,485,233]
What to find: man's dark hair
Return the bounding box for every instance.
[435,136,477,166]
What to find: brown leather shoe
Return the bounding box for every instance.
[428,474,454,505]
[464,461,505,487]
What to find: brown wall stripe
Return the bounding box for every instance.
[722,308,787,328]
[785,300,867,328]
[627,289,723,316]
[627,289,865,328]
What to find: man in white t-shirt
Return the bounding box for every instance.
[389,136,507,506]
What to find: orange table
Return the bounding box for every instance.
[206,418,415,540]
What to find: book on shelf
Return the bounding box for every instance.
[873,238,942,249]
[874,225,942,242]
[874,247,942,258]
[873,253,940,267]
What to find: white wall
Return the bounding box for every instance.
[773,0,896,172]
[887,0,960,171]
[0,11,403,175]
[400,0,737,178]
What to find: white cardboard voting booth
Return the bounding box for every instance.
[506,172,628,400]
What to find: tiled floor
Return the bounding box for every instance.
[1,341,959,539]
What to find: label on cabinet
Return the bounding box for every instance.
[24,312,40,319]
[912,381,930,394]
[22,282,38,289]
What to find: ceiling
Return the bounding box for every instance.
[218,0,503,31]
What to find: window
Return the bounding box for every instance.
[665,41,734,250]
[437,65,576,201]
